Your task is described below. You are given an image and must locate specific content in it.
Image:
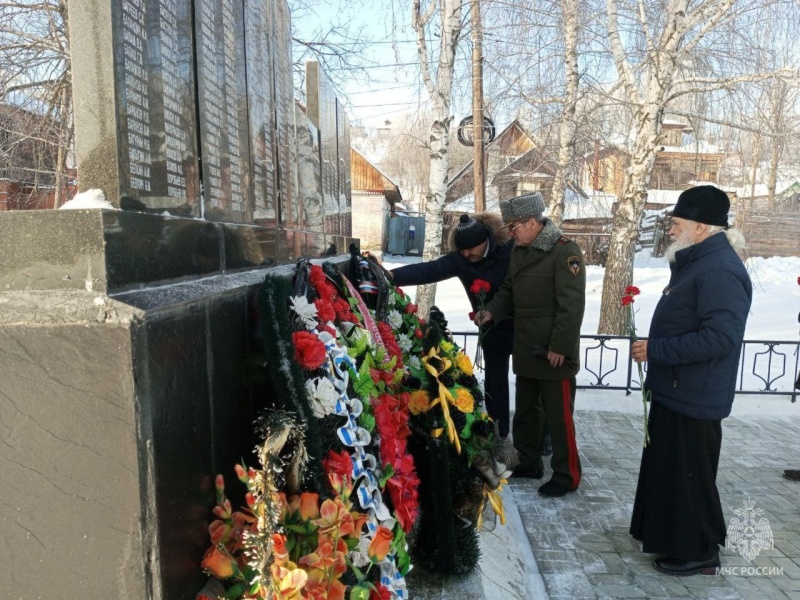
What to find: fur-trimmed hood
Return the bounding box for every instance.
[447,212,509,252]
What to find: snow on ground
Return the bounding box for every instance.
[383,249,800,417]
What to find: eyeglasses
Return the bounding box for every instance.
[509,219,529,233]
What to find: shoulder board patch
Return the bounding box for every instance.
[556,236,571,245]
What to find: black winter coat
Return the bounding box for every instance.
[645,232,752,420]
[391,237,514,313]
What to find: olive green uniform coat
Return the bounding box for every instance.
[486,222,586,378]
[485,220,586,487]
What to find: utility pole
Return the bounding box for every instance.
[471,0,485,213]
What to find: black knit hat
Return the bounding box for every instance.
[453,214,489,250]
[672,186,730,227]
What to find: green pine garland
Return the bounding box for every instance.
[256,271,325,493]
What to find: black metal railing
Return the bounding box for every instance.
[450,331,800,403]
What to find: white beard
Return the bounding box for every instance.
[665,232,695,263]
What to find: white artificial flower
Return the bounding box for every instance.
[409,355,421,371]
[388,292,396,306]
[305,377,338,418]
[290,296,318,329]
[387,310,403,329]
[349,534,372,568]
[397,333,413,353]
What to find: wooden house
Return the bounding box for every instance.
[580,121,726,195]
[350,148,402,251]
[446,120,537,205]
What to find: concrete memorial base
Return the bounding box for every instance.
[0,208,355,598]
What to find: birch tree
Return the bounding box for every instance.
[411,0,464,316]
[546,0,579,225]
[597,0,799,334]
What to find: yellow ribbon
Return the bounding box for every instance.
[421,346,461,454]
[476,480,508,529]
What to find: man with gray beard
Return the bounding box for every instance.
[629,185,752,576]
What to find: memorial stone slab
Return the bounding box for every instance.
[194,0,253,222]
[294,102,324,233]
[336,99,352,237]
[245,0,277,227]
[306,61,340,235]
[119,0,201,211]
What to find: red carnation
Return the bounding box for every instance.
[469,279,491,295]
[405,303,418,315]
[621,295,634,307]
[323,449,354,479]
[624,285,641,296]
[292,331,327,369]
[414,328,424,339]
[468,311,476,320]
[314,298,336,324]
[797,276,799,286]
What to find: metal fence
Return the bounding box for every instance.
[450,331,800,403]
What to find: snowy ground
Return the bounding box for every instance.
[383,250,800,418]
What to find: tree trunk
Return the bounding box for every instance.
[412,0,462,319]
[548,0,579,226]
[416,114,452,316]
[598,104,662,334]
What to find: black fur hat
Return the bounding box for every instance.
[672,186,730,227]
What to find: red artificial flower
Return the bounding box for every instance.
[314,298,336,324]
[292,331,327,369]
[469,279,491,295]
[414,328,424,339]
[324,449,354,479]
[370,584,393,600]
[621,295,634,307]
[797,276,800,286]
[468,311,475,320]
[625,285,641,296]
[404,303,418,315]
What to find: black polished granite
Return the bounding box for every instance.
[103,210,221,290]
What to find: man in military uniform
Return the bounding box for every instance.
[475,192,586,497]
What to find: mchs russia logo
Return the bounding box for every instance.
[718,498,782,577]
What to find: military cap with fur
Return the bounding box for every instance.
[499,192,546,227]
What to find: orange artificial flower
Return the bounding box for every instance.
[408,390,431,415]
[288,492,320,520]
[200,545,237,579]
[304,568,346,600]
[270,561,308,599]
[367,526,394,563]
[299,539,347,578]
[208,519,233,546]
[212,498,232,520]
[349,511,370,539]
[272,533,289,564]
[313,498,354,538]
[452,387,475,414]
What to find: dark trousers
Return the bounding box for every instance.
[630,401,725,561]
[481,320,513,438]
[514,375,581,488]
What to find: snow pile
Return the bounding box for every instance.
[59,189,117,210]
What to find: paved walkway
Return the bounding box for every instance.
[409,407,800,599]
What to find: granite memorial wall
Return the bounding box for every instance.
[0,0,358,597]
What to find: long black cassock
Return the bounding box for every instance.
[630,400,726,562]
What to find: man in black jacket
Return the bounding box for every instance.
[630,186,752,576]
[389,213,515,438]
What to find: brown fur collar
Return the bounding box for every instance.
[447,212,509,252]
